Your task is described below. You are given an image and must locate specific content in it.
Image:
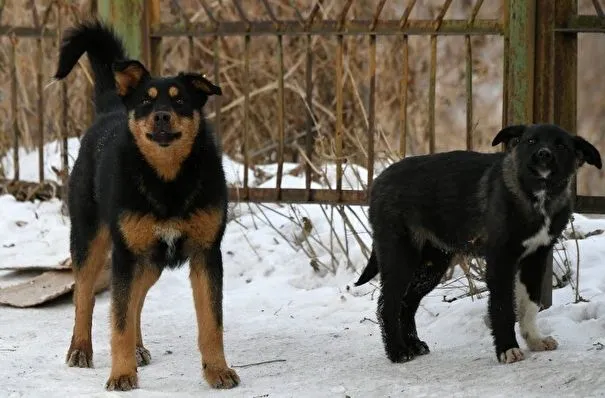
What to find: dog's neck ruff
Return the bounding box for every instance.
[521,189,552,259]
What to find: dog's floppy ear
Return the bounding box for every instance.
[574,136,602,169]
[491,124,526,149]
[113,60,150,96]
[178,72,222,106]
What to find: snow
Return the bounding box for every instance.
[1,144,605,397]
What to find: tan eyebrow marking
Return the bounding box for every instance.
[147,87,158,98]
[169,86,179,97]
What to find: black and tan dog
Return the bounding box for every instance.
[53,20,239,390]
[355,123,601,364]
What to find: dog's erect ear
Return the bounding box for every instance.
[574,136,602,169]
[491,124,526,149]
[178,72,222,106]
[113,60,150,96]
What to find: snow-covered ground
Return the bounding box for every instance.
[1,142,605,397]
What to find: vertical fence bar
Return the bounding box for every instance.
[213,36,222,140]
[147,0,161,76]
[367,34,376,187]
[534,0,555,311]
[399,1,415,159]
[554,0,577,306]
[276,33,285,200]
[58,9,68,188]
[335,34,344,195]
[10,35,19,181]
[33,5,44,181]
[465,36,473,150]
[502,0,510,129]
[243,34,250,199]
[400,35,408,158]
[305,34,314,199]
[428,35,436,154]
[465,0,483,151]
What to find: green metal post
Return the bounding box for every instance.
[97,0,148,64]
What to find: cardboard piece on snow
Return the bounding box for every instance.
[0,257,72,272]
[0,261,111,308]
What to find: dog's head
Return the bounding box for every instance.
[492,123,602,193]
[112,59,222,148]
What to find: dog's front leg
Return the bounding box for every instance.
[486,248,523,364]
[517,246,558,352]
[189,247,240,389]
[106,250,160,391]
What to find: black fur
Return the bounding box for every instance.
[355,123,601,364]
[56,19,239,391]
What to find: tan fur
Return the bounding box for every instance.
[189,262,239,388]
[169,86,179,97]
[115,64,146,96]
[147,87,158,98]
[119,208,223,255]
[128,110,201,181]
[66,225,111,366]
[107,266,160,390]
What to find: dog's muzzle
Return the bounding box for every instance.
[146,111,182,147]
[532,148,552,165]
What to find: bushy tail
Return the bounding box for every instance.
[354,248,379,286]
[53,19,126,114]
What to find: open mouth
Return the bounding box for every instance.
[146,131,182,147]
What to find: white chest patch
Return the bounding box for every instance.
[521,190,552,259]
[154,226,182,255]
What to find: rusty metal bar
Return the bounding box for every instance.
[0,26,56,37]
[560,15,605,32]
[228,187,367,205]
[370,0,387,31]
[399,0,417,28]
[59,10,68,187]
[304,34,314,198]
[242,34,251,198]
[32,3,44,181]
[151,20,503,37]
[399,35,409,158]
[575,195,605,214]
[554,2,577,137]
[428,35,437,153]
[275,33,285,200]
[233,0,251,31]
[592,0,604,18]
[213,36,221,139]
[10,35,19,181]
[305,0,323,30]
[435,0,453,30]
[504,0,535,125]
[501,0,510,128]
[288,0,305,24]
[534,1,555,124]
[465,35,473,150]
[338,0,353,31]
[199,0,218,26]
[335,35,344,196]
[367,34,376,187]
[146,0,161,75]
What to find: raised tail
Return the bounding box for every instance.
[53,19,127,114]
[354,248,379,286]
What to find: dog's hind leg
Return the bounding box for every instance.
[400,245,452,356]
[516,246,558,352]
[134,271,157,367]
[66,223,111,368]
[375,236,422,363]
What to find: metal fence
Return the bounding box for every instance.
[0,0,603,212]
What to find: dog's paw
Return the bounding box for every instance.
[203,365,240,389]
[66,345,93,368]
[527,336,558,352]
[136,345,152,366]
[408,339,430,356]
[105,372,138,391]
[498,347,524,364]
[386,344,417,363]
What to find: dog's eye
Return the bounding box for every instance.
[175,98,184,105]
[556,143,566,150]
[142,97,152,106]
[527,138,536,145]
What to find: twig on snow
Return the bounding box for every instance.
[232,359,287,368]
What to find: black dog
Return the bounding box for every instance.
[355,123,601,364]
[54,20,239,390]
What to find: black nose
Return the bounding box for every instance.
[154,111,171,129]
[535,148,552,163]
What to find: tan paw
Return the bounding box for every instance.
[105,372,138,391]
[136,345,151,366]
[499,347,525,364]
[203,365,240,389]
[66,344,93,368]
[527,336,558,352]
